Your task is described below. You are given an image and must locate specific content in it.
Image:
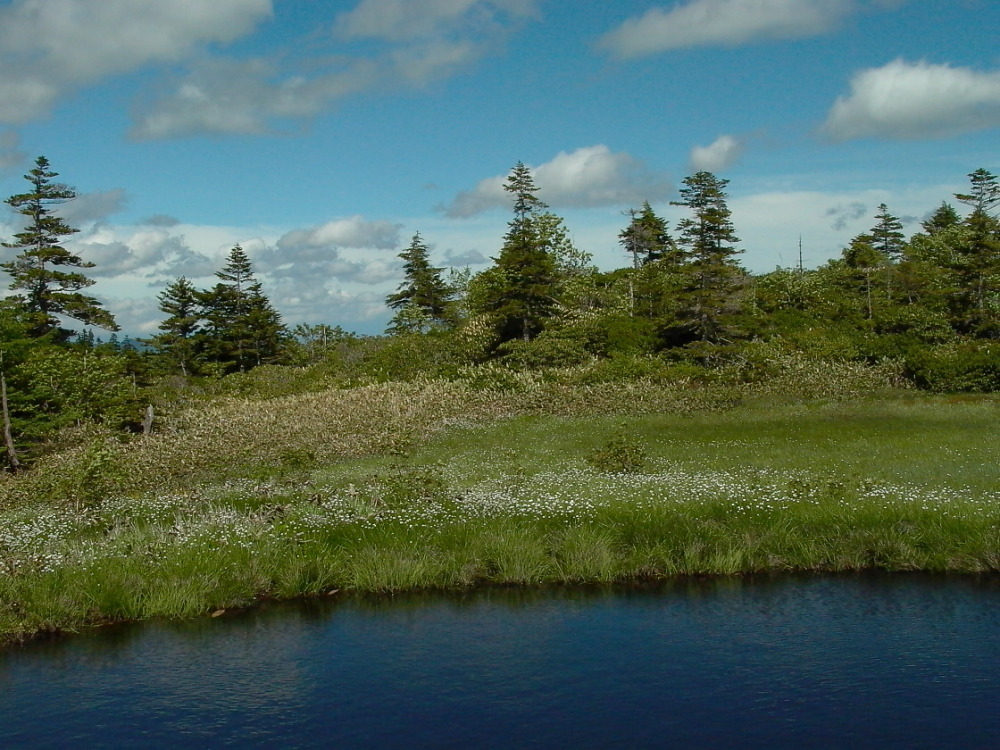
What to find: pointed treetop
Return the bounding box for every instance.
[870,203,905,260]
[955,168,999,215]
[503,161,547,219]
[921,202,961,235]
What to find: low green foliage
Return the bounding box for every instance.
[0,379,996,646]
[587,430,649,473]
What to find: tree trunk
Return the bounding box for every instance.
[2,372,21,473]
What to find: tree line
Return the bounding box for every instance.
[0,155,997,469]
[386,162,998,374]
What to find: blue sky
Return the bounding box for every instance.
[0,0,997,336]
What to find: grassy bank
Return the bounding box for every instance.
[1,377,997,646]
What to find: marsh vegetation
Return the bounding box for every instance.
[1,363,996,645]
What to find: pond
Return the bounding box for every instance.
[3,574,1000,748]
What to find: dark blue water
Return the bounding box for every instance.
[3,574,1000,749]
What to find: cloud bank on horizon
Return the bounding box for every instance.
[0,0,995,335]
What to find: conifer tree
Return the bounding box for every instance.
[952,169,1000,333]
[199,246,285,372]
[619,202,676,268]
[386,232,452,333]
[150,276,201,375]
[670,171,744,341]
[1,156,117,338]
[921,202,961,236]
[871,203,905,261]
[841,233,885,319]
[483,162,557,342]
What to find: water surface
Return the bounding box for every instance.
[3,574,999,748]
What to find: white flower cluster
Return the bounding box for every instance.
[1,464,996,578]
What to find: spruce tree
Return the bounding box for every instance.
[386,233,452,333]
[871,203,905,261]
[841,233,885,319]
[921,202,961,235]
[953,169,1000,333]
[150,276,201,376]
[1,156,117,338]
[619,202,676,268]
[199,246,285,373]
[485,162,557,342]
[670,171,744,341]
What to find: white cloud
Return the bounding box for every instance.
[103,295,164,336]
[0,0,273,124]
[246,217,406,290]
[822,59,1000,141]
[334,0,538,42]
[689,135,745,172]
[130,57,380,139]
[267,281,389,328]
[445,145,672,218]
[444,248,488,266]
[130,0,541,138]
[390,39,483,86]
[598,0,853,58]
[275,217,402,253]
[78,227,213,278]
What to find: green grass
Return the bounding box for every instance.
[0,388,997,647]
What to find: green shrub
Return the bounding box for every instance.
[497,333,593,370]
[904,342,1000,392]
[587,430,649,473]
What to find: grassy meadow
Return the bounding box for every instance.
[0,361,997,646]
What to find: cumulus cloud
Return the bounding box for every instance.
[445,145,672,218]
[598,0,853,58]
[267,253,400,286]
[0,0,272,124]
[236,216,408,289]
[689,135,745,172]
[103,295,165,336]
[275,216,402,253]
[267,280,389,328]
[821,59,1000,141]
[79,227,214,278]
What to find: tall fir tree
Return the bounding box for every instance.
[870,203,905,261]
[1,156,117,338]
[952,168,1000,334]
[841,233,885,319]
[386,233,452,333]
[483,162,557,342]
[150,276,201,375]
[199,245,285,373]
[670,171,744,341]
